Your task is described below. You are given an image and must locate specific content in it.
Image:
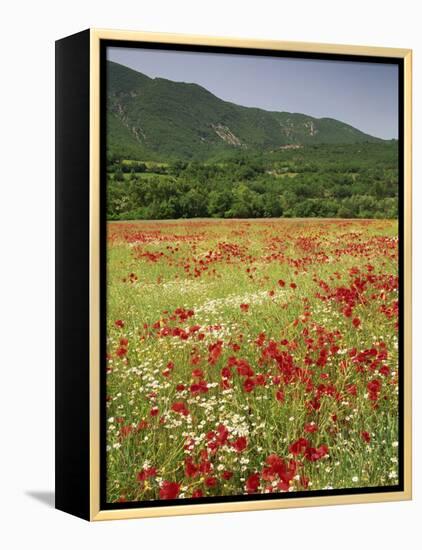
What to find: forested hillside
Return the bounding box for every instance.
[107,61,381,162]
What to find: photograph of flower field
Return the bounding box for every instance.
[104,48,400,503]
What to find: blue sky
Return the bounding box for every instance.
[107,46,399,139]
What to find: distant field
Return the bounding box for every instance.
[105,218,399,503]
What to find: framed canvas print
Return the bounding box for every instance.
[55,29,412,521]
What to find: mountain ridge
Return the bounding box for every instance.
[106,60,383,161]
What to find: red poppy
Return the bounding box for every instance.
[119,425,133,438]
[237,360,254,377]
[190,379,208,394]
[278,280,285,287]
[208,340,223,365]
[361,431,371,444]
[220,379,231,390]
[216,424,229,446]
[150,407,159,417]
[243,377,255,393]
[289,438,309,456]
[379,365,390,377]
[205,476,218,488]
[352,317,361,328]
[255,374,266,386]
[137,419,148,431]
[262,454,296,483]
[114,319,124,329]
[300,475,310,489]
[116,347,127,357]
[304,423,318,433]
[232,436,247,453]
[367,378,382,400]
[346,383,357,396]
[245,473,260,493]
[192,368,204,378]
[276,390,285,403]
[343,306,353,318]
[171,401,189,416]
[190,354,201,365]
[222,470,233,480]
[304,444,328,462]
[240,303,249,312]
[255,333,266,346]
[185,458,199,478]
[221,366,232,379]
[159,481,180,500]
[137,467,157,482]
[278,479,290,491]
[198,460,212,474]
[367,379,382,392]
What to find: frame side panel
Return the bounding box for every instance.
[55,29,91,520]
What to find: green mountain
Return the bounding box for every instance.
[107,61,382,161]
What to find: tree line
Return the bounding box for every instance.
[107,143,399,220]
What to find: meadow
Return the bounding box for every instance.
[105,218,399,503]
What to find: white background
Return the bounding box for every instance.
[0,1,419,548]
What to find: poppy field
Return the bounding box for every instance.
[105,218,399,503]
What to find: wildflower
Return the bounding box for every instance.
[192,368,204,378]
[137,467,157,482]
[304,423,318,433]
[379,365,390,376]
[150,407,159,417]
[185,458,199,478]
[276,390,285,403]
[245,473,260,493]
[205,476,218,488]
[159,481,180,500]
[190,379,208,394]
[171,402,190,416]
[243,378,255,393]
[116,347,127,357]
[232,436,248,453]
[289,438,309,456]
[304,444,328,462]
[119,425,133,438]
